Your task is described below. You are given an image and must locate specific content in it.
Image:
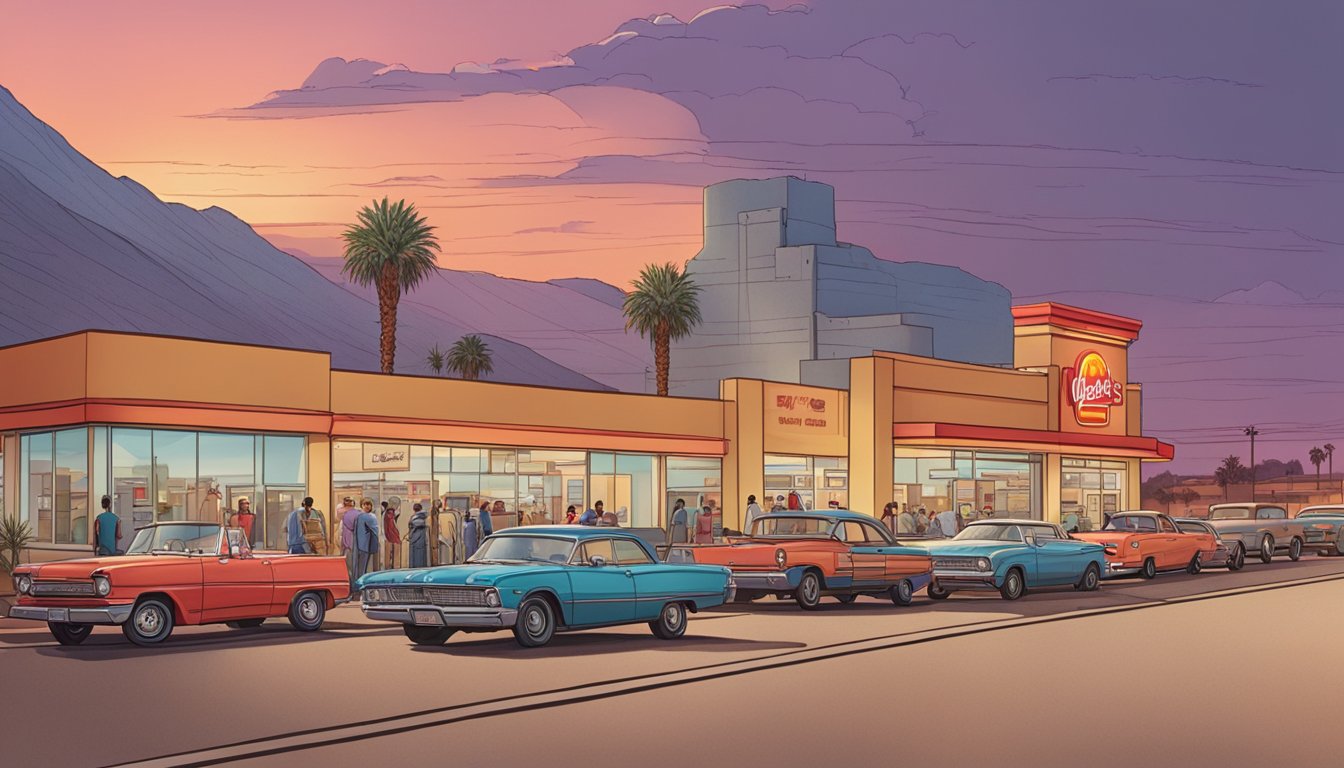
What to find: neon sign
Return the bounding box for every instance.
[1063,350,1123,427]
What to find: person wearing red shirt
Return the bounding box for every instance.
[383,496,403,570]
[230,497,257,545]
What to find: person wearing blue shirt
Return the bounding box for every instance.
[283,497,323,554]
[579,500,604,526]
[349,499,380,590]
[479,502,494,538]
[94,495,120,556]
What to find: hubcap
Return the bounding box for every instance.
[300,598,319,622]
[1009,574,1020,594]
[803,578,818,602]
[899,582,912,600]
[136,606,163,635]
[526,607,546,636]
[664,605,683,629]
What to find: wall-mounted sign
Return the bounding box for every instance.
[361,443,411,472]
[1063,350,1123,427]
[764,383,840,436]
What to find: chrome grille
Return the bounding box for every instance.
[384,586,426,603]
[932,557,979,571]
[31,581,95,597]
[425,587,487,607]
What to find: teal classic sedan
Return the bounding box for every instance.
[356,526,734,647]
[916,519,1107,600]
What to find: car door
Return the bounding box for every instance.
[1026,525,1072,584]
[1257,506,1291,546]
[615,538,674,621]
[840,521,886,586]
[200,540,275,622]
[567,538,637,626]
[858,520,925,582]
[1156,515,1187,568]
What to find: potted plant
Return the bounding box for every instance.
[0,516,36,592]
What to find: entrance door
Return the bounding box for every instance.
[568,538,636,626]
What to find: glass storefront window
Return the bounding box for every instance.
[199,433,256,525]
[18,429,91,546]
[1060,458,1128,532]
[665,457,722,519]
[517,450,586,525]
[764,454,847,511]
[22,432,52,540]
[894,448,1042,530]
[152,429,196,525]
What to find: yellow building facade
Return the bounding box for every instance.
[0,302,1170,564]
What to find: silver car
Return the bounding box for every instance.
[1294,505,1344,555]
[1174,518,1245,570]
[1205,503,1310,563]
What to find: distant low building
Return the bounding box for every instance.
[670,176,1012,397]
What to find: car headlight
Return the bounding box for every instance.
[92,575,112,597]
[1130,541,1140,549]
[775,548,787,569]
[976,557,991,571]
[484,588,501,608]
[14,574,32,595]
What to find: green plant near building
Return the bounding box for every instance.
[0,515,36,572]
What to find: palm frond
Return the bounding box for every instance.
[340,197,442,291]
[446,334,494,381]
[622,262,702,341]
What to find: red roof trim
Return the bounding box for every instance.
[1011,302,1143,341]
[893,422,1174,460]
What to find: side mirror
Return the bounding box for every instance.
[588,555,608,568]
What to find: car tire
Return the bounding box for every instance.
[927,581,951,600]
[1140,558,1157,580]
[514,596,557,647]
[794,571,823,611]
[1260,535,1274,564]
[1076,563,1101,592]
[649,602,688,640]
[890,579,915,606]
[403,624,456,646]
[1228,544,1245,571]
[48,622,93,646]
[288,591,326,632]
[1186,552,1202,575]
[835,594,857,604]
[226,618,266,629]
[122,597,175,646]
[999,569,1025,600]
[1288,537,1303,562]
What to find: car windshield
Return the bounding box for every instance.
[468,535,575,564]
[1104,516,1158,533]
[952,524,1024,543]
[126,524,222,555]
[1210,508,1252,520]
[752,516,834,538]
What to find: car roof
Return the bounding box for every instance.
[965,519,1056,527]
[758,510,876,523]
[1172,518,1212,526]
[1299,505,1344,514]
[1111,510,1164,517]
[493,525,641,541]
[1208,502,1282,509]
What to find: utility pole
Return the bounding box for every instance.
[1244,425,1259,503]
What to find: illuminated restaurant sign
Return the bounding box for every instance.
[764,383,839,434]
[1063,350,1123,427]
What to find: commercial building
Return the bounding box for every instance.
[0,300,1171,564]
[671,177,1013,398]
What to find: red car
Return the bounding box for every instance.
[1073,511,1217,579]
[8,522,350,646]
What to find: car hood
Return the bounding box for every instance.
[21,556,171,580]
[911,540,1022,558]
[356,563,567,589]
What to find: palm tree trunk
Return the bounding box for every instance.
[655,323,670,396]
[377,263,400,374]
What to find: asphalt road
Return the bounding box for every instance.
[4,556,1344,768]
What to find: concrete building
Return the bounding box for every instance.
[671,177,1013,397]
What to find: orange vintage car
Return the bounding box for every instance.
[1072,510,1218,579]
[7,521,350,646]
[667,510,932,609]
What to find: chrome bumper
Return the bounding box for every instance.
[361,603,519,628]
[932,571,997,590]
[1103,562,1140,577]
[729,571,798,592]
[7,604,133,625]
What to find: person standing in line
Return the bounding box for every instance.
[232,497,257,545]
[353,499,380,582]
[743,495,763,536]
[564,505,578,525]
[347,499,375,591]
[283,497,320,554]
[341,499,361,557]
[925,508,944,538]
[462,509,480,559]
[880,502,897,535]
[897,503,917,535]
[383,496,403,570]
[480,502,495,538]
[937,507,959,538]
[770,495,786,513]
[407,502,429,568]
[670,498,689,543]
[694,504,714,544]
[579,501,603,526]
[94,495,120,556]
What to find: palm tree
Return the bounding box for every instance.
[1326,443,1337,499]
[446,334,494,381]
[1176,487,1201,509]
[1151,487,1174,514]
[1213,455,1246,501]
[623,262,702,396]
[341,197,441,374]
[1310,446,1326,489]
[426,344,446,376]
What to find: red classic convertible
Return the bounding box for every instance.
[7,522,350,646]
